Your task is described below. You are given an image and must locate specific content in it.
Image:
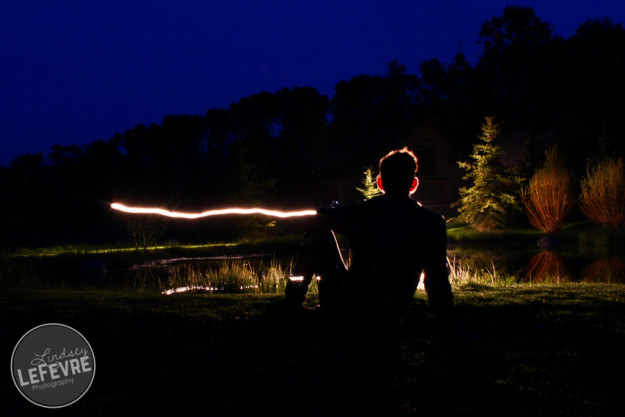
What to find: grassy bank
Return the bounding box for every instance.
[2,284,624,416]
[447,219,624,249]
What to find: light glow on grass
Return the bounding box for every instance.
[111,203,317,219]
[162,285,217,295]
[288,275,322,282]
[13,242,239,258]
[161,284,260,295]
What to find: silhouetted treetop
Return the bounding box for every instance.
[478,5,556,57]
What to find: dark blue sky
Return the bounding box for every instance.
[1,1,623,166]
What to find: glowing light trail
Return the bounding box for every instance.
[111,203,317,219]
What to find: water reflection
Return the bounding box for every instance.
[448,244,625,285]
[581,258,625,283]
[105,242,625,293]
[525,251,573,283]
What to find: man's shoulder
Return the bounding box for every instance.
[319,196,445,225]
[414,202,445,222]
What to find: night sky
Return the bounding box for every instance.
[1,1,624,167]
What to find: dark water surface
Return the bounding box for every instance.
[448,240,625,284]
[26,236,625,293]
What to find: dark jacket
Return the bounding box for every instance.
[317,194,453,319]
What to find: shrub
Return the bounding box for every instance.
[356,167,382,200]
[579,156,625,228]
[126,214,168,250]
[521,146,575,233]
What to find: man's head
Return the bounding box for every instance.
[377,147,419,196]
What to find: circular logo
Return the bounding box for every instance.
[10,323,96,408]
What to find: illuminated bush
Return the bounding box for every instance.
[356,167,382,200]
[521,147,575,233]
[579,156,625,228]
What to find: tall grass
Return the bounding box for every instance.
[580,156,625,228]
[131,258,312,295]
[445,255,515,287]
[521,146,575,233]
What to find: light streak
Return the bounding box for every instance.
[111,203,317,219]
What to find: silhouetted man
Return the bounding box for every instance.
[285,147,455,329]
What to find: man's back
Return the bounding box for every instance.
[318,194,449,316]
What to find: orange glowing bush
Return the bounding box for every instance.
[579,156,625,228]
[521,147,575,233]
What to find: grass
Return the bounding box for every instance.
[1,284,624,416]
[9,241,240,258]
[447,220,625,257]
[8,234,305,258]
[2,232,623,292]
[135,257,315,295]
[446,224,544,244]
[0,235,307,290]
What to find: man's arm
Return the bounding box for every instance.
[315,206,354,235]
[422,215,455,325]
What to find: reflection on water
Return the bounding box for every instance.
[131,254,266,270]
[581,258,625,283]
[101,241,625,293]
[526,251,572,283]
[448,243,625,284]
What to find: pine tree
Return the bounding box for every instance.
[356,167,382,200]
[454,117,523,230]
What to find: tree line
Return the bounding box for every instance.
[2,6,624,245]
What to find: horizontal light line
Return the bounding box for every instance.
[111,203,317,219]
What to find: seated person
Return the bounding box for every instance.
[285,147,455,329]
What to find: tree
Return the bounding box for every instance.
[454,117,523,230]
[356,167,382,200]
[419,52,479,142]
[521,146,575,233]
[559,18,625,163]
[477,6,559,130]
[478,5,554,56]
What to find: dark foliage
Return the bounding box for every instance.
[3,7,625,245]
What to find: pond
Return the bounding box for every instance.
[19,236,625,293]
[447,240,625,284]
[127,245,625,293]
